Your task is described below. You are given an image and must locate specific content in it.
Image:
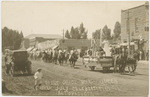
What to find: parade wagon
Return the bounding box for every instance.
[83,56,113,72]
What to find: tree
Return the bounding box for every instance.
[66,23,88,39]
[65,30,70,39]
[82,30,88,39]
[70,26,76,39]
[79,23,87,39]
[92,29,101,39]
[2,27,24,51]
[20,31,24,39]
[113,21,121,40]
[74,27,80,39]
[102,25,111,41]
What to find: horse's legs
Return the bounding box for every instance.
[132,64,137,72]
[62,59,64,65]
[128,66,131,74]
[65,59,67,64]
[69,60,71,66]
[54,59,57,64]
[71,61,74,67]
[73,61,76,67]
[61,60,63,66]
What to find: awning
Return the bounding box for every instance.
[37,40,59,50]
[52,45,59,50]
[32,48,38,51]
[27,47,34,52]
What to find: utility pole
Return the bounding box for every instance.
[127,10,131,55]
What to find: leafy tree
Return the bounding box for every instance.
[112,21,121,40]
[70,26,76,39]
[74,27,80,39]
[20,31,24,39]
[65,30,70,39]
[102,25,111,41]
[66,23,88,39]
[79,23,87,39]
[92,29,101,39]
[2,27,24,51]
[82,30,88,39]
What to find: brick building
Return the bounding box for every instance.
[121,2,149,59]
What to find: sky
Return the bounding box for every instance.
[2,1,146,38]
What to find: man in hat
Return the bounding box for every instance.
[34,68,43,90]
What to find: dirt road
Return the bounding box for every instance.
[2,60,149,96]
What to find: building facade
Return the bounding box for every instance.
[23,34,62,49]
[59,39,91,50]
[121,2,149,59]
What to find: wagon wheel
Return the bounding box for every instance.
[90,66,96,71]
[26,61,32,75]
[131,64,137,73]
[102,67,110,72]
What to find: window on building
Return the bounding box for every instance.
[145,27,149,31]
[123,39,127,43]
[131,32,134,36]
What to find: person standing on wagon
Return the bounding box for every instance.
[34,68,43,90]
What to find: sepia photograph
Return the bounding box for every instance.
[1,1,149,96]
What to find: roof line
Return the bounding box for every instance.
[121,4,145,12]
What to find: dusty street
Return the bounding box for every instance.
[2,59,149,96]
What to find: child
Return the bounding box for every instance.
[34,68,43,90]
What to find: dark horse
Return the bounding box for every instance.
[115,52,138,74]
[58,52,65,65]
[69,53,78,67]
[42,52,49,62]
[52,50,58,64]
[64,52,69,63]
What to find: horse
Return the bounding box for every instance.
[42,51,49,62]
[69,53,78,67]
[64,52,69,63]
[115,53,138,74]
[125,51,139,73]
[48,51,53,63]
[52,50,58,64]
[58,52,65,65]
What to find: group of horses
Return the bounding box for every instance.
[29,50,79,67]
[110,48,139,74]
[29,47,139,74]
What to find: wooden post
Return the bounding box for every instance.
[127,10,131,56]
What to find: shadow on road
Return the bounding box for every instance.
[88,69,114,73]
[13,73,34,77]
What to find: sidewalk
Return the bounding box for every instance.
[137,60,149,65]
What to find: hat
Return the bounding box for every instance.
[37,68,42,71]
